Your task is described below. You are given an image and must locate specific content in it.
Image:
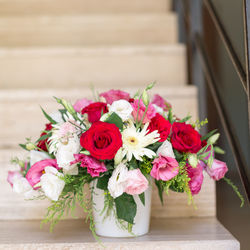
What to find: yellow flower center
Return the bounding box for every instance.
[127,136,138,146]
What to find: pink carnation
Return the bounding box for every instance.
[100,89,130,104]
[73,98,93,113]
[71,154,107,177]
[187,163,204,195]
[131,99,156,124]
[7,171,22,187]
[125,169,149,195]
[151,155,179,181]
[205,159,228,181]
[152,94,172,111]
[26,159,59,189]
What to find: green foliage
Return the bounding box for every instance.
[139,156,153,175]
[155,180,164,205]
[115,193,137,224]
[105,112,123,130]
[194,118,208,129]
[40,107,57,124]
[201,129,217,141]
[146,141,162,152]
[223,177,245,207]
[35,132,52,143]
[139,192,145,206]
[179,115,192,123]
[100,192,115,221]
[167,108,174,124]
[96,175,110,190]
[41,168,96,237]
[127,157,139,170]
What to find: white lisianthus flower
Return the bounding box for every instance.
[108,163,128,198]
[109,100,133,121]
[121,123,160,161]
[13,177,32,194]
[30,150,51,166]
[55,134,81,175]
[156,140,175,158]
[40,167,65,201]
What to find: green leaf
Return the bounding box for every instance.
[105,112,123,130]
[36,132,52,143]
[41,107,57,124]
[139,192,145,206]
[155,180,164,205]
[168,108,174,124]
[19,143,29,151]
[146,141,162,152]
[115,193,137,224]
[201,129,217,141]
[96,175,110,190]
[179,115,192,123]
[128,157,139,170]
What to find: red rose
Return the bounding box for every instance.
[171,122,202,153]
[80,121,122,160]
[148,113,171,142]
[37,123,53,152]
[81,102,108,123]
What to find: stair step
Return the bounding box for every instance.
[0,218,239,249]
[0,45,187,89]
[0,14,177,46]
[0,0,172,15]
[0,86,216,220]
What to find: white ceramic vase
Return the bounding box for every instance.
[91,180,152,237]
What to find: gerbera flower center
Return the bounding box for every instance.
[127,136,138,146]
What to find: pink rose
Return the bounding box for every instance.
[73,98,93,113]
[187,163,204,195]
[205,159,228,181]
[7,171,22,187]
[131,99,156,124]
[125,169,149,195]
[152,94,172,111]
[100,89,130,104]
[71,154,107,177]
[26,159,59,189]
[151,155,179,181]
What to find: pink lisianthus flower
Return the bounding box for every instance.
[151,155,179,181]
[125,169,149,195]
[99,89,130,104]
[152,94,172,111]
[26,159,59,189]
[204,159,228,181]
[7,171,23,187]
[131,99,156,124]
[71,154,107,177]
[186,163,204,195]
[73,98,93,113]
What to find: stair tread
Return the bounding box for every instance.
[0,0,172,15]
[0,218,239,249]
[0,14,177,46]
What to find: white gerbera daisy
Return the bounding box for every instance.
[121,123,160,161]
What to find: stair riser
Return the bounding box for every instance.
[0,46,187,89]
[0,15,177,46]
[0,87,196,148]
[0,0,171,15]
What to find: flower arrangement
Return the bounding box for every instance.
[7,83,244,237]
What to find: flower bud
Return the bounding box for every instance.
[188,154,198,168]
[26,143,36,151]
[207,133,220,145]
[114,148,123,166]
[142,90,149,106]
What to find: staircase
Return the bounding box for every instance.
[0,1,239,249]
